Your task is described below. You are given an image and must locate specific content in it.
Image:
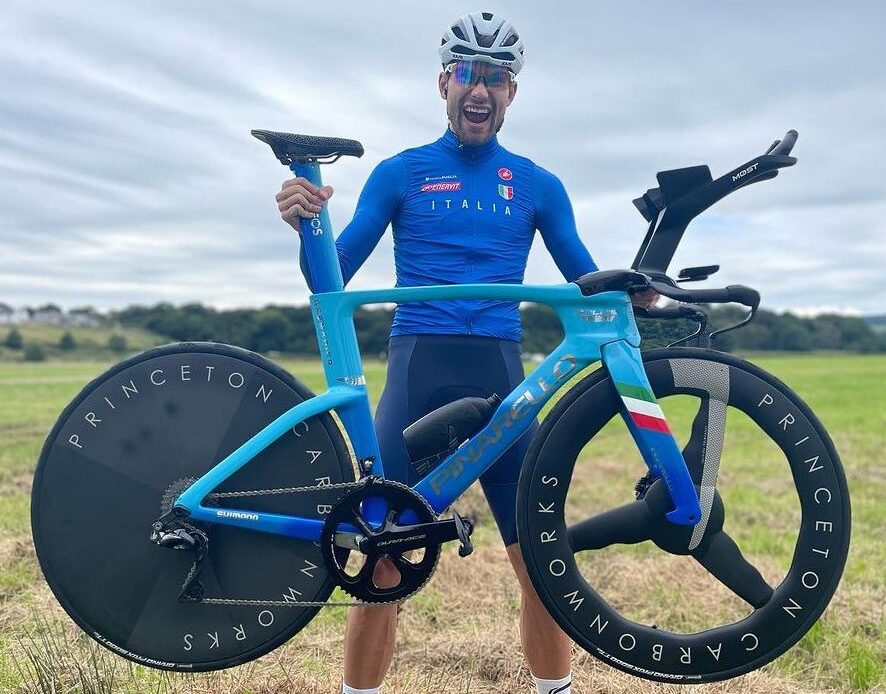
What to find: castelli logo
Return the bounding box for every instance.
[498,168,513,181]
[421,182,462,193]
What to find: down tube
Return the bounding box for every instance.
[413,344,592,514]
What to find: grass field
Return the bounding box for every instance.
[0,352,883,693]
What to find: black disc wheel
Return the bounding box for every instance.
[517,348,850,683]
[31,342,354,672]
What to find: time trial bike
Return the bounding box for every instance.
[31,128,850,683]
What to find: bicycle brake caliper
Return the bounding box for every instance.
[601,340,701,526]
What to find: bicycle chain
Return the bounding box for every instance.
[173,477,414,609]
[205,479,365,500]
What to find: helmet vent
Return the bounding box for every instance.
[452,25,467,41]
[476,30,498,48]
[481,11,493,20]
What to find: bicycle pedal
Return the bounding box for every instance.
[452,512,474,558]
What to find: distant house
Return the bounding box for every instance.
[0,303,103,327]
[68,308,101,328]
[32,305,64,325]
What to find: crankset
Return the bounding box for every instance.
[320,477,474,603]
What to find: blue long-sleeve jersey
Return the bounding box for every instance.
[300,128,597,342]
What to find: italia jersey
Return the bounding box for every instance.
[300,128,598,342]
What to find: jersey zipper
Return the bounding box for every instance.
[459,141,478,336]
[469,147,477,334]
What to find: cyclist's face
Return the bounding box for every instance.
[439,64,517,145]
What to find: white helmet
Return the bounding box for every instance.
[439,12,525,75]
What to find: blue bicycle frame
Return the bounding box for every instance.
[175,161,701,540]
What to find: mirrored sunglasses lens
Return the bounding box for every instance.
[483,68,509,87]
[451,61,510,87]
[452,61,476,85]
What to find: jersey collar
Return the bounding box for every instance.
[441,127,500,162]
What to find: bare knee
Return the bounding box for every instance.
[505,543,537,595]
[372,556,400,589]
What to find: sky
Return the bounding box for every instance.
[1,1,884,315]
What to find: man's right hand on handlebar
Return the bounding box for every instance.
[276,178,334,231]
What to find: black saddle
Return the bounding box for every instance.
[251,130,364,165]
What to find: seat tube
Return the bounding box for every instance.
[290,161,344,293]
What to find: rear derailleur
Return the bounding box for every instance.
[149,480,209,603]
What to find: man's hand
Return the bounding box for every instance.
[630,288,660,309]
[276,178,334,232]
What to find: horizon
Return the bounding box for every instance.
[1,297,882,320]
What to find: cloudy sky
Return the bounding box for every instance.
[2,1,884,315]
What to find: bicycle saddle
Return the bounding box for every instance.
[251,130,364,165]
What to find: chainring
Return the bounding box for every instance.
[320,478,441,603]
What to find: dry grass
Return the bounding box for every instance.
[4,546,854,694]
[1,355,883,693]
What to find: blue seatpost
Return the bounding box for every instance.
[289,161,344,294]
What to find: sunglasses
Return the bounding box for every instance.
[445,60,514,88]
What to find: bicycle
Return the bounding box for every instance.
[31,128,850,683]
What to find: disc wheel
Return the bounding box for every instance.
[517,348,850,683]
[31,342,354,672]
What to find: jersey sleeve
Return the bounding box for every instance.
[299,155,408,291]
[532,164,598,281]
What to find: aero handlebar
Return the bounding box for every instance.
[631,129,799,275]
[765,129,798,157]
[647,278,761,310]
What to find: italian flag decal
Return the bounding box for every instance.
[498,184,514,200]
[615,382,672,434]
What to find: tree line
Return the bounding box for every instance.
[113,302,885,356]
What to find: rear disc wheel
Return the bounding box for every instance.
[31,342,354,671]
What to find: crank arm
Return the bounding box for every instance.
[352,515,473,554]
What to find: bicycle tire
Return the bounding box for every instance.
[31,342,354,672]
[517,347,850,683]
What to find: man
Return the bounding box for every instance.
[276,12,653,694]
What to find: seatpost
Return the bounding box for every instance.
[289,161,345,294]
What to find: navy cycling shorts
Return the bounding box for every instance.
[374,333,537,546]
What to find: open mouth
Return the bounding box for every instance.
[463,105,491,124]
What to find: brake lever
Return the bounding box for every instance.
[710,304,758,342]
